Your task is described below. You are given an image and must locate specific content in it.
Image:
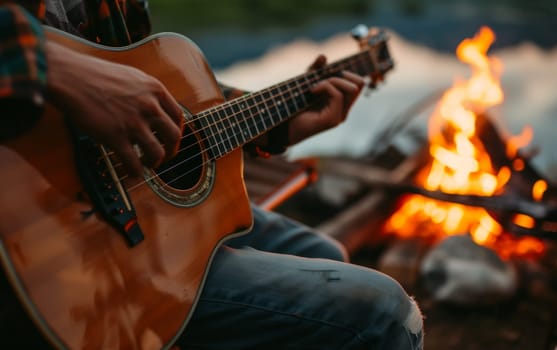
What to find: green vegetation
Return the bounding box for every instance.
[149,0,374,34]
[149,0,557,36]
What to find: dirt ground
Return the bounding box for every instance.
[350,244,557,350]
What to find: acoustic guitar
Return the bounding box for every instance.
[0,25,393,349]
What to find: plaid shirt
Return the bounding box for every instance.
[0,3,46,111]
[0,0,151,138]
[1,0,243,142]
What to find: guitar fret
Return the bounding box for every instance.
[301,75,313,105]
[257,91,271,130]
[261,92,277,128]
[246,94,257,136]
[307,71,319,87]
[270,87,288,121]
[265,87,281,127]
[223,105,240,150]
[195,112,211,150]
[234,100,249,145]
[217,108,234,153]
[252,93,265,135]
[198,112,218,159]
[259,99,271,131]
[215,110,228,157]
[280,85,293,116]
[190,34,392,159]
[294,79,308,110]
[260,93,275,132]
[246,96,259,141]
[283,81,298,113]
[208,111,226,158]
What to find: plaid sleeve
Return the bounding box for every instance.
[82,0,151,46]
[123,0,151,43]
[0,3,47,139]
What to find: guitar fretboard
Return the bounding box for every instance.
[195,36,392,160]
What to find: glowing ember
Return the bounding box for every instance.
[384,27,545,259]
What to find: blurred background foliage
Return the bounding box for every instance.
[150,0,371,32]
[149,0,557,68]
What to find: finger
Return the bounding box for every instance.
[327,76,361,93]
[308,54,327,71]
[131,120,166,169]
[310,80,344,127]
[113,140,144,178]
[137,133,166,169]
[341,70,366,90]
[157,84,185,132]
[324,76,362,115]
[311,77,359,108]
[148,104,182,160]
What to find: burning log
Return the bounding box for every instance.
[321,148,557,229]
[377,26,552,260]
[475,114,557,241]
[374,26,557,305]
[313,26,557,307]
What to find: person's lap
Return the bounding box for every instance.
[178,207,423,350]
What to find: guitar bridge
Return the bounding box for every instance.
[71,126,144,246]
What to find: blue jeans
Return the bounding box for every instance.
[178,206,423,349]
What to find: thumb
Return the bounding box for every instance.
[308,54,327,71]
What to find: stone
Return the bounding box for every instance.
[420,234,518,304]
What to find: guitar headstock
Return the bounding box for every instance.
[351,24,394,88]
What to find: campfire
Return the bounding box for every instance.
[382,27,547,260]
[289,24,557,348]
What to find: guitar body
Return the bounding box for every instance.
[0,29,252,349]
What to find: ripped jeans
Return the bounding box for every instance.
[178,206,423,350]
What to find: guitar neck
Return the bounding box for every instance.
[195,46,391,160]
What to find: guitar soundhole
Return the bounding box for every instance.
[155,124,202,190]
[145,109,216,208]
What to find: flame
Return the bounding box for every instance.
[532,179,547,201]
[384,27,545,259]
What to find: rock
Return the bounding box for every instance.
[420,234,518,304]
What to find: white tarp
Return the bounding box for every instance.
[216,30,557,181]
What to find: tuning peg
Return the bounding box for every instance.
[351,24,369,40]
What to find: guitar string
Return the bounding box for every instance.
[97,66,320,167]
[121,54,380,193]
[109,52,373,177]
[100,49,373,168]
[115,54,373,187]
[108,71,316,178]
[115,54,376,192]
[125,101,291,192]
[87,49,377,193]
[96,53,369,181]
[122,81,316,191]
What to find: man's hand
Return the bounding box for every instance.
[45,41,184,177]
[287,55,365,145]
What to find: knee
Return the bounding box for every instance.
[382,285,424,350]
[356,273,424,349]
[382,282,423,349]
[403,297,424,349]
